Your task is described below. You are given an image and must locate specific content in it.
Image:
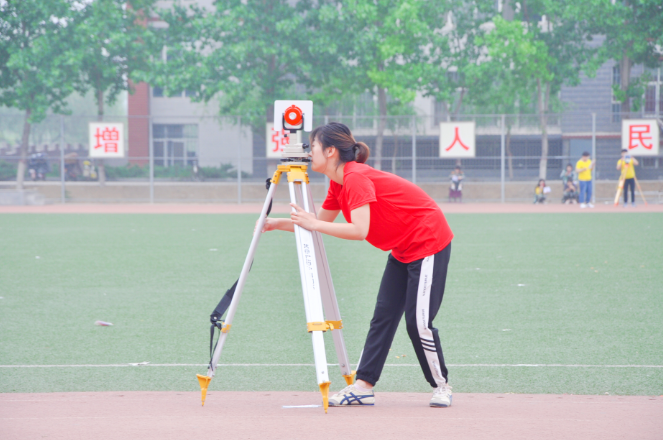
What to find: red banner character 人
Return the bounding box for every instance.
[445,127,470,152]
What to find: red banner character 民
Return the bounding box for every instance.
[628,124,653,150]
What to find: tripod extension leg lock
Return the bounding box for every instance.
[342,371,357,386]
[306,320,343,332]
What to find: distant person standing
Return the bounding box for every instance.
[576,152,595,208]
[616,149,639,207]
[448,166,464,203]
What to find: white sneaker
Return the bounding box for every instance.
[588,203,595,208]
[328,384,375,406]
[580,203,587,208]
[430,384,453,408]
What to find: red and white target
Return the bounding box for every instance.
[273,100,313,132]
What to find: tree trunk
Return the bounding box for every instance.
[374,86,387,171]
[16,109,32,190]
[506,124,513,180]
[620,52,631,117]
[97,88,106,186]
[538,80,550,180]
[452,88,465,116]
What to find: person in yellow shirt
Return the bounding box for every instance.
[616,149,639,207]
[575,152,595,208]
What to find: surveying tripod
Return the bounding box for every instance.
[614,160,648,206]
[196,136,355,413]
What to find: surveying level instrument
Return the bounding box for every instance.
[613,155,648,206]
[197,101,355,413]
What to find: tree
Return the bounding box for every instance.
[139,0,314,133]
[0,0,80,189]
[524,0,597,178]
[466,16,541,178]
[419,0,496,120]
[72,0,155,185]
[470,1,596,179]
[585,0,663,115]
[307,0,434,170]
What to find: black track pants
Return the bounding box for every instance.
[623,178,635,203]
[356,243,451,388]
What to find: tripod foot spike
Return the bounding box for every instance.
[342,371,356,386]
[196,374,212,406]
[319,381,331,413]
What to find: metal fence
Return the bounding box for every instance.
[1,112,661,203]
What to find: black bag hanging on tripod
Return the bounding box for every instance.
[207,178,274,365]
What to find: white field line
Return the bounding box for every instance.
[0,363,662,368]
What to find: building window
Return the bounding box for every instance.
[644,67,662,115]
[152,124,198,167]
[434,99,448,126]
[152,87,196,99]
[642,157,658,168]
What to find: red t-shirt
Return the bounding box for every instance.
[321,161,453,263]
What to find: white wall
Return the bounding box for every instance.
[151,93,253,173]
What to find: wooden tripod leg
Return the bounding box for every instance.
[614,174,626,206]
[633,175,648,205]
[614,164,629,206]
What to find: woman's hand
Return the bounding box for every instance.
[255,217,279,234]
[290,203,318,231]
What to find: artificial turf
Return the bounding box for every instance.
[0,213,661,395]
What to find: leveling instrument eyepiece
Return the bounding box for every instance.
[197,100,357,413]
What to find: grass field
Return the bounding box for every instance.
[0,213,662,396]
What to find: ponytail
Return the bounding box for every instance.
[352,141,370,164]
[310,122,371,165]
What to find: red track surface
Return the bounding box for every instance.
[2,391,661,440]
[2,202,663,214]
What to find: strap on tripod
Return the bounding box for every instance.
[208,179,275,367]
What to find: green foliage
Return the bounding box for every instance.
[584,0,663,111]
[466,16,550,114]
[104,164,148,179]
[307,0,433,109]
[419,0,496,114]
[0,0,81,122]
[466,2,597,115]
[199,164,249,179]
[46,163,60,178]
[0,160,16,181]
[72,0,156,116]
[137,0,313,131]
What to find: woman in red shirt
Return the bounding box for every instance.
[262,122,454,408]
